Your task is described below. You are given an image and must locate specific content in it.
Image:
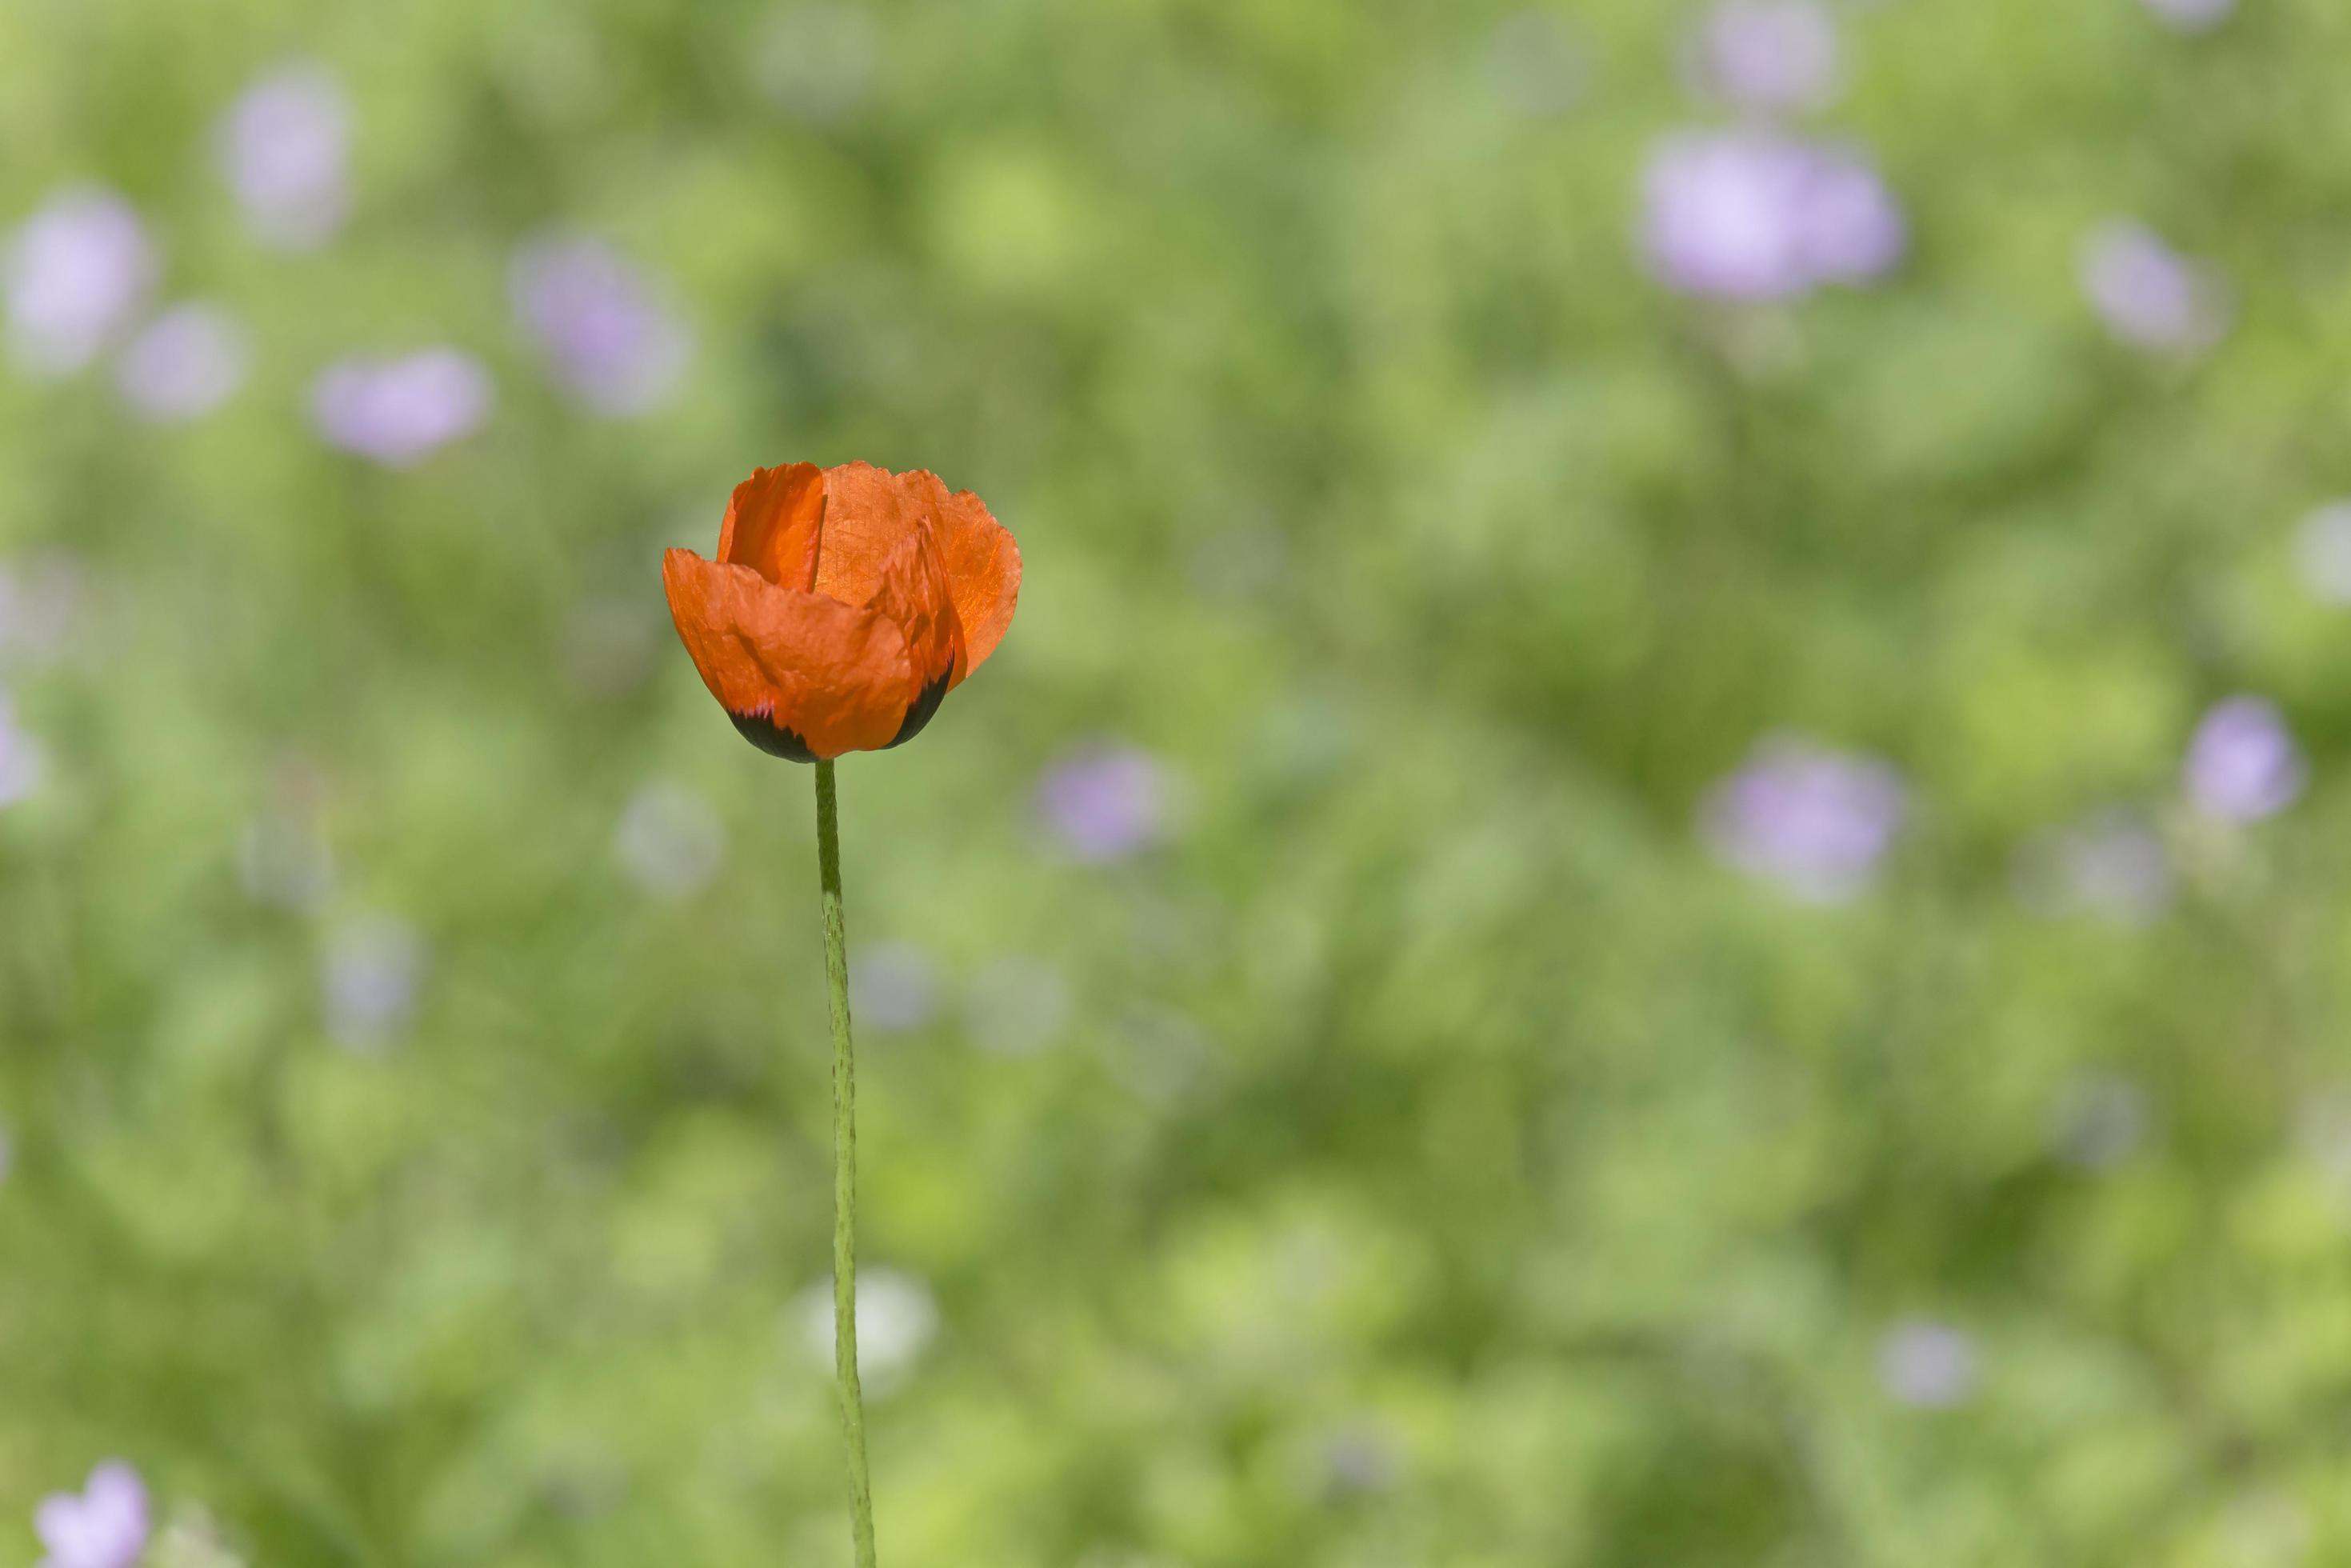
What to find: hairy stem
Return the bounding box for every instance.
[814,758,877,1568]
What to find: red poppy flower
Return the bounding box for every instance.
[662,462,1020,761]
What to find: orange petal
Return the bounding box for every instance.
[662,548,913,759]
[905,472,1021,681]
[868,517,968,697]
[717,463,826,591]
[810,462,923,608]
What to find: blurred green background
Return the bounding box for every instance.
[8,0,2351,1563]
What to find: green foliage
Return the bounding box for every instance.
[4,1,2349,1563]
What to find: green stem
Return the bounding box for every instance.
[814,758,878,1568]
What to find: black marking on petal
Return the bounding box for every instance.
[730,710,820,763]
[886,670,954,749]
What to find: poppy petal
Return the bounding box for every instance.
[810,462,922,607]
[906,473,1021,680]
[717,463,826,591]
[868,516,968,697]
[662,548,913,758]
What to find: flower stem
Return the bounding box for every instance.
[814,758,878,1568]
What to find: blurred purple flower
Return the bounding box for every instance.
[2013,810,2172,927]
[0,690,47,810]
[2293,502,2351,606]
[1038,745,1172,862]
[850,941,939,1032]
[216,62,352,250]
[323,915,426,1051]
[511,236,691,416]
[2185,696,2305,824]
[1795,150,1908,284]
[34,1462,149,1568]
[2139,0,2235,32]
[2079,221,2229,352]
[1687,0,1841,114]
[1702,735,1906,902]
[310,348,492,466]
[3,187,154,376]
[1641,130,1904,301]
[615,781,724,899]
[115,303,249,423]
[1877,1320,1978,1409]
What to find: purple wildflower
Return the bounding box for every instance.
[1037,745,1172,862]
[1793,148,1907,282]
[1641,130,1904,301]
[1702,735,1906,903]
[2139,0,2235,32]
[322,915,426,1051]
[1687,0,1841,114]
[310,348,492,466]
[4,187,154,376]
[614,781,723,900]
[2079,221,2229,352]
[510,236,691,416]
[34,1462,149,1568]
[115,303,249,423]
[2184,697,2306,824]
[1876,1320,1978,1409]
[216,62,353,250]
